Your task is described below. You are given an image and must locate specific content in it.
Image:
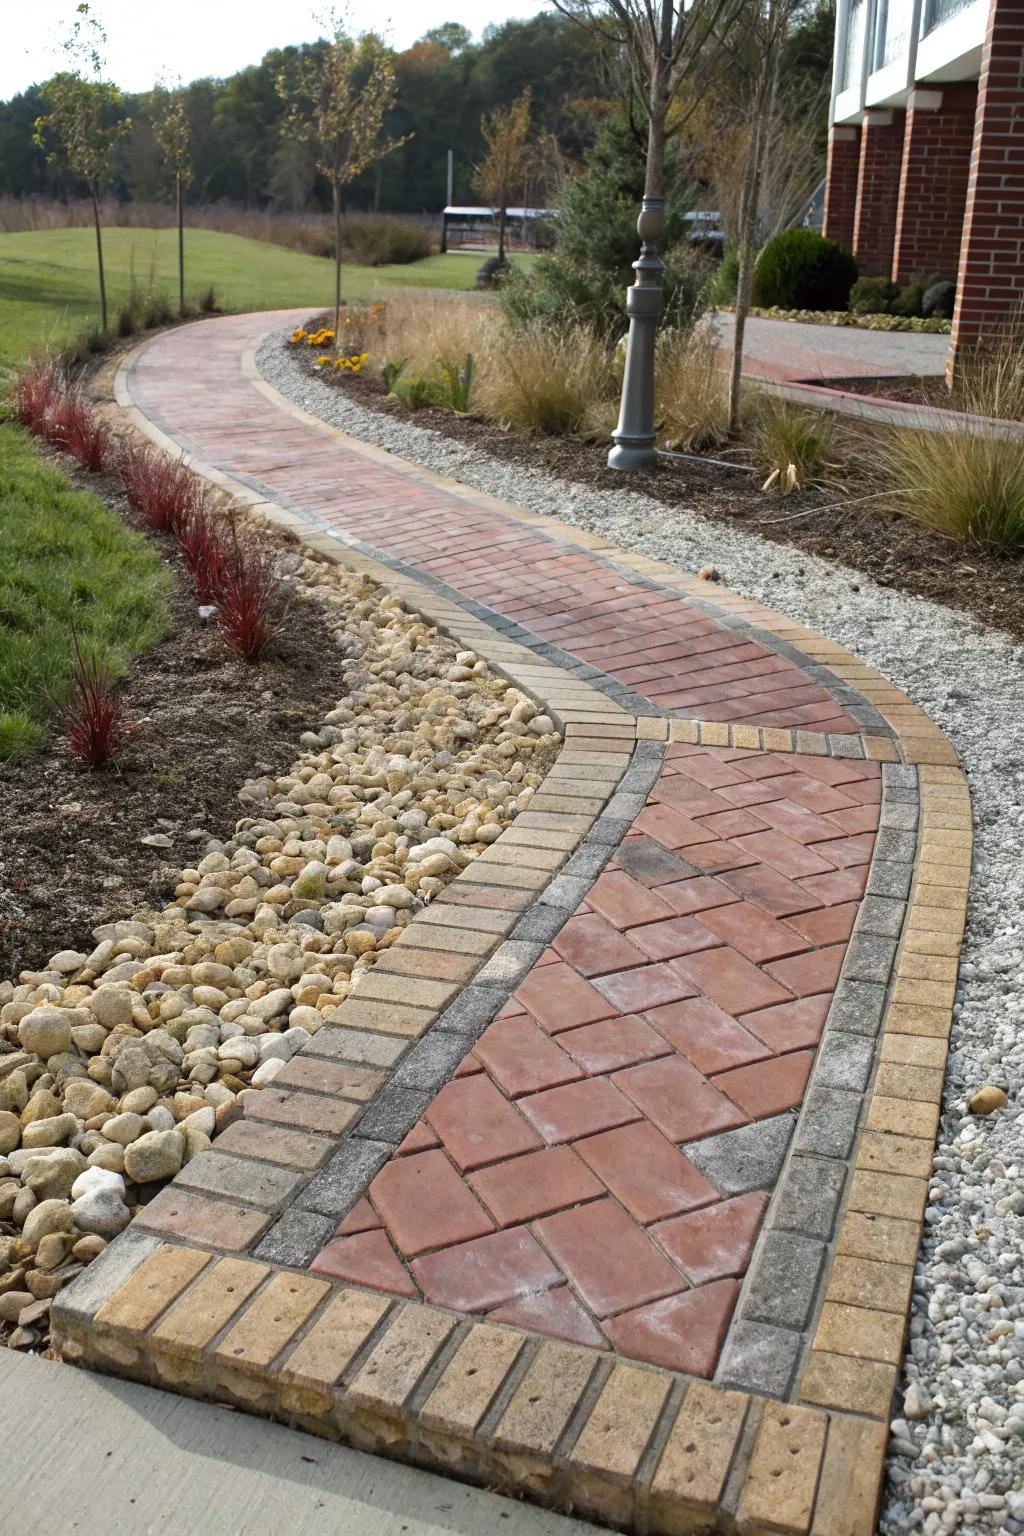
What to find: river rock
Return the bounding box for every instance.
[22,1148,86,1199]
[22,1113,79,1150]
[87,985,135,1031]
[969,1084,1008,1114]
[18,1008,72,1059]
[71,1186,132,1238]
[101,1112,150,1146]
[22,1199,75,1247]
[123,1128,185,1183]
[71,1166,126,1202]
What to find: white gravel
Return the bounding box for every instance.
[258,330,1024,1535]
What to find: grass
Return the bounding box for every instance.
[0,227,532,759]
[656,324,729,453]
[0,226,535,371]
[746,396,839,494]
[0,422,171,757]
[878,423,1024,552]
[474,318,616,436]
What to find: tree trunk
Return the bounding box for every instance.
[497,202,507,262]
[90,184,108,333]
[176,172,185,316]
[728,122,762,434]
[644,1,673,199]
[332,179,343,342]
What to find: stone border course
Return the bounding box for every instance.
[50,315,973,1536]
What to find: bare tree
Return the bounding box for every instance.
[278,14,408,340]
[152,84,191,315]
[718,0,810,432]
[476,89,533,262]
[551,1,737,204]
[33,5,131,333]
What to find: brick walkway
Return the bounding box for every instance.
[57,313,971,1536]
[127,311,873,737]
[309,742,883,1377]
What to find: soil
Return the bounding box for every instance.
[0,453,355,979]
[293,348,1024,645]
[824,375,965,410]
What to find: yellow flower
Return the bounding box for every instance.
[315,355,331,366]
[289,328,307,344]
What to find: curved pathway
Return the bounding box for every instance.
[57,313,971,1536]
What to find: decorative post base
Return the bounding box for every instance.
[608,196,666,473]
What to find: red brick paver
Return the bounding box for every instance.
[309,745,881,1376]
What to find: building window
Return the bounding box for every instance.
[876,0,914,64]
[843,0,867,88]
[921,0,974,35]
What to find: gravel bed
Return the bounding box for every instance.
[0,521,558,1355]
[259,329,1024,1535]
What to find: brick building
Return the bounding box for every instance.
[823,0,1024,375]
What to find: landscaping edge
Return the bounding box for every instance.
[49,322,971,1536]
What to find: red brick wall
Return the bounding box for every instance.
[950,0,1024,365]
[892,84,978,286]
[852,110,907,275]
[823,126,861,250]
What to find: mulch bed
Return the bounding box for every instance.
[0,454,354,979]
[824,375,965,410]
[295,349,1024,644]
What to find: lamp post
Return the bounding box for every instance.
[607,195,665,471]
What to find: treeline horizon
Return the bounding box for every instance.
[0,15,613,216]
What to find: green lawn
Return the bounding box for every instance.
[0,227,530,370]
[0,225,526,758]
[0,422,172,758]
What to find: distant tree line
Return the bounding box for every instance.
[0,14,614,213]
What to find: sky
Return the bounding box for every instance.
[0,0,549,101]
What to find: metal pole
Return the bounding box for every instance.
[607,196,665,472]
[441,150,454,253]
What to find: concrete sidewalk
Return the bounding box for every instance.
[3,1353,595,1536]
[714,310,949,382]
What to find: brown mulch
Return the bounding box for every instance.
[0,457,354,979]
[824,375,965,410]
[295,349,1024,644]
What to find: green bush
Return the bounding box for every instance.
[891,280,925,318]
[710,248,739,306]
[499,113,712,339]
[752,229,858,312]
[849,276,899,315]
[923,279,956,319]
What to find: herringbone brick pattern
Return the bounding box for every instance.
[310,745,882,1375]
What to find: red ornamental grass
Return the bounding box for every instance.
[118,442,200,533]
[175,500,227,602]
[60,632,124,767]
[13,363,60,433]
[214,526,281,661]
[48,393,111,472]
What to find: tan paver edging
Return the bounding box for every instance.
[49,327,972,1535]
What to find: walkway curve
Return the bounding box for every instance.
[56,312,970,1536]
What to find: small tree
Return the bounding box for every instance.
[716,0,809,432]
[278,18,407,341]
[33,5,130,333]
[152,84,191,315]
[476,89,533,262]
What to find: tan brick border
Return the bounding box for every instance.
[51,324,972,1536]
